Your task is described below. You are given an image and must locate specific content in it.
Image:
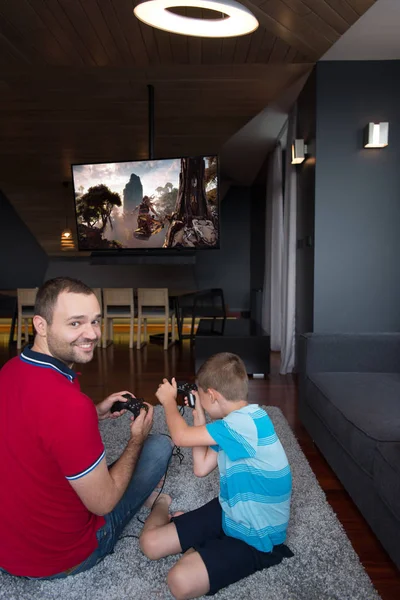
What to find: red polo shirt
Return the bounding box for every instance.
[0,346,105,577]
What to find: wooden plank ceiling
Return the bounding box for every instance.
[0,0,376,256]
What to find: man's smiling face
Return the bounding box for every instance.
[45,291,102,365]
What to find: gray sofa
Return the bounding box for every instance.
[298,333,400,570]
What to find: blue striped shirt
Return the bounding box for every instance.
[206,404,292,553]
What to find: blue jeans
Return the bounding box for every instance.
[2,433,173,580]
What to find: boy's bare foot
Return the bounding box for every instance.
[143,475,166,508]
[156,476,165,489]
[169,510,184,520]
[144,491,172,509]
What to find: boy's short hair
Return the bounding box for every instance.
[35,277,95,325]
[196,352,248,401]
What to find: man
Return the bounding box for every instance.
[0,277,172,579]
[136,195,161,239]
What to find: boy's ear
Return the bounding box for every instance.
[208,388,222,404]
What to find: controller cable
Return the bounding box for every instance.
[118,405,186,542]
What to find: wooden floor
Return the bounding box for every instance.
[1,331,400,599]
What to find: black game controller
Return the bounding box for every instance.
[176,382,197,408]
[111,393,148,419]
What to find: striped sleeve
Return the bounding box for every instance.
[206,412,257,461]
[65,449,105,481]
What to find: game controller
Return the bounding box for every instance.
[176,382,197,408]
[111,393,148,418]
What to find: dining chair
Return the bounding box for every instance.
[102,288,135,348]
[136,288,176,351]
[178,288,226,343]
[17,288,38,349]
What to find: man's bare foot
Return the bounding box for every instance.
[144,491,172,509]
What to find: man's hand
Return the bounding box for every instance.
[156,377,178,407]
[96,391,135,421]
[71,402,154,515]
[129,403,154,444]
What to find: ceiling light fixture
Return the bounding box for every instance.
[364,122,389,148]
[134,0,258,38]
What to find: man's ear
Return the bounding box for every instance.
[33,315,47,338]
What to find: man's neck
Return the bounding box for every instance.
[31,339,74,370]
[31,338,49,357]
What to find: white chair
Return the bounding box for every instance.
[136,288,176,351]
[17,288,38,349]
[102,288,135,349]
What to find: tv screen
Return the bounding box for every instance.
[71,155,219,251]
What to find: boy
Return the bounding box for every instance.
[140,353,293,600]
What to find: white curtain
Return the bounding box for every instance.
[261,143,283,351]
[280,107,297,374]
[261,109,298,373]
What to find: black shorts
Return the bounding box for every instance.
[172,497,293,596]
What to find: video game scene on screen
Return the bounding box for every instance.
[72,155,219,251]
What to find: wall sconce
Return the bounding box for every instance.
[291,139,308,165]
[60,181,76,250]
[364,122,389,148]
[60,228,75,251]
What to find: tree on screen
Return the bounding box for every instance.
[204,156,218,204]
[155,182,178,218]
[174,157,209,221]
[76,184,122,233]
[163,157,218,248]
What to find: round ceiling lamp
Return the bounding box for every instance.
[134,0,259,38]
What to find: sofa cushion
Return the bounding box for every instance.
[306,372,400,476]
[374,442,400,520]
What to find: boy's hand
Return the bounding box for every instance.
[186,391,206,426]
[156,377,178,406]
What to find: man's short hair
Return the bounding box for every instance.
[196,352,248,401]
[34,277,95,325]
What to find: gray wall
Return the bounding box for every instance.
[0,190,48,289]
[46,186,251,312]
[196,186,251,311]
[250,159,268,293]
[296,70,316,337]
[314,61,400,332]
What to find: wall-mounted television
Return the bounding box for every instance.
[71,155,219,252]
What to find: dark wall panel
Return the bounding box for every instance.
[195,186,250,311]
[296,69,316,337]
[0,190,48,289]
[314,61,400,332]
